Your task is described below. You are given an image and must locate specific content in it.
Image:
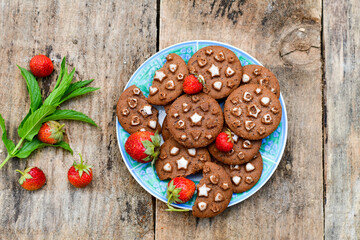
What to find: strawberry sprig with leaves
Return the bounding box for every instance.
[0,57,99,169]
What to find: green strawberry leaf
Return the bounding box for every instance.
[0,113,15,153]
[15,139,73,158]
[43,109,98,127]
[54,57,66,89]
[60,87,99,104]
[64,79,94,96]
[18,105,56,141]
[142,140,155,156]
[17,66,42,113]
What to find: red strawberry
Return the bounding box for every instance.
[183,74,204,94]
[166,177,195,212]
[125,131,160,164]
[38,121,65,144]
[68,153,93,188]
[16,167,46,191]
[215,129,234,152]
[30,55,54,78]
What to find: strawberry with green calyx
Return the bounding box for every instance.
[125,131,161,165]
[68,153,93,188]
[215,129,234,152]
[38,121,65,144]
[183,74,205,94]
[166,177,195,212]
[30,55,54,78]
[15,167,46,191]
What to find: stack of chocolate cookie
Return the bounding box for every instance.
[117,45,282,218]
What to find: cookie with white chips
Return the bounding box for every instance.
[192,162,233,218]
[220,153,263,193]
[241,65,280,98]
[148,53,188,105]
[187,46,242,99]
[116,85,161,134]
[224,84,282,140]
[155,138,211,180]
[208,127,262,165]
[167,93,224,148]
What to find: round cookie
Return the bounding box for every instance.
[208,128,262,165]
[241,65,280,98]
[161,115,171,141]
[192,162,233,218]
[224,84,282,140]
[221,153,263,193]
[187,46,242,99]
[147,53,188,105]
[116,85,161,134]
[155,138,211,180]
[167,93,224,148]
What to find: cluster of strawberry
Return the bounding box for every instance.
[14,55,93,191]
[124,75,235,210]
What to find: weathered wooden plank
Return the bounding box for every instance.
[156,1,323,239]
[324,0,360,239]
[0,0,157,239]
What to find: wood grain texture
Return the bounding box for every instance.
[0,0,156,239]
[156,1,323,239]
[324,0,360,239]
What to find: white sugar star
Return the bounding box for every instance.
[198,183,211,197]
[154,70,166,82]
[176,157,189,170]
[208,64,220,78]
[190,112,202,124]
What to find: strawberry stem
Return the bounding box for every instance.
[15,169,25,176]
[166,193,189,212]
[58,124,65,132]
[78,153,83,165]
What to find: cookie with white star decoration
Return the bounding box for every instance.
[155,138,211,180]
[208,127,262,165]
[192,162,233,218]
[187,46,242,99]
[220,153,263,193]
[116,85,161,134]
[167,93,224,148]
[241,65,280,98]
[147,53,188,105]
[224,84,282,140]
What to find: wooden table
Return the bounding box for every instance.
[0,0,358,239]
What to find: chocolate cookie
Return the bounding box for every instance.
[147,53,188,105]
[167,93,224,148]
[241,65,280,98]
[192,162,233,218]
[155,138,211,180]
[224,84,282,140]
[161,115,171,141]
[187,46,242,99]
[221,153,263,193]
[208,128,262,165]
[164,102,173,114]
[116,85,161,134]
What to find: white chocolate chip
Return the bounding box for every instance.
[122,109,130,116]
[232,133,239,143]
[176,157,189,170]
[139,128,146,131]
[181,134,187,141]
[172,112,179,118]
[242,74,250,83]
[132,87,140,95]
[198,202,207,211]
[131,116,140,126]
[141,105,153,116]
[198,183,211,197]
[255,88,262,94]
[245,121,255,131]
[190,113,203,124]
[246,163,255,172]
[207,64,220,78]
[231,107,242,117]
[230,165,240,171]
[169,64,177,73]
[165,80,175,90]
[163,163,172,172]
[170,147,180,156]
[243,92,252,102]
[262,114,273,124]
[225,67,235,77]
[154,70,167,82]
[177,73,184,80]
[149,86,158,95]
[248,104,261,118]
[214,192,224,202]
[261,97,270,106]
[128,98,138,108]
[148,120,157,129]
[212,81,222,91]
[243,140,252,149]
[232,176,241,185]
[187,148,196,156]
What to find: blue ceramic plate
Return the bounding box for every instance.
[116,40,288,210]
